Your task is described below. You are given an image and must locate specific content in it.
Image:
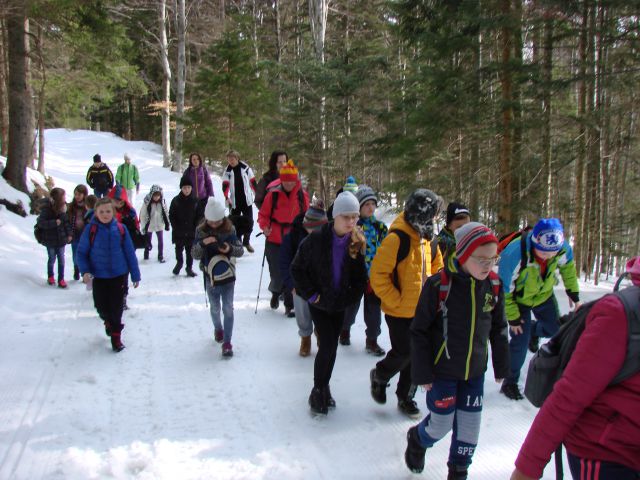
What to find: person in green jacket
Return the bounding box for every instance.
[497,218,581,400]
[115,153,140,206]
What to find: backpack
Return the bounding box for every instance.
[34,223,46,245]
[206,254,237,286]
[120,215,148,250]
[524,285,640,408]
[389,230,439,289]
[497,227,532,274]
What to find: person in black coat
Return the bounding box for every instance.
[291,192,368,415]
[169,177,199,277]
[254,150,287,209]
[37,187,73,287]
[86,154,114,198]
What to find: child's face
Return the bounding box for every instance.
[534,248,558,261]
[181,185,192,196]
[96,204,114,224]
[360,200,376,219]
[207,219,223,229]
[152,192,161,202]
[462,243,499,280]
[74,191,85,203]
[333,213,359,236]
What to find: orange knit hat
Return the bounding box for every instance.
[279,159,299,182]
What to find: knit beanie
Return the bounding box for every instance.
[204,197,226,222]
[343,176,358,194]
[150,184,163,195]
[455,222,499,265]
[446,202,470,226]
[93,154,101,163]
[355,185,377,207]
[279,159,299,182]
[332,191,360,217]
[303,198,328,230]
[180,176,192,188]
[531,218,565,252]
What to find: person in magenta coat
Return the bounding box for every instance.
[182,153,214,221]
[511,256,640,480]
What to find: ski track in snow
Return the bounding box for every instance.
[0,129,615,479]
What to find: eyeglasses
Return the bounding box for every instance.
[469,255,500,267]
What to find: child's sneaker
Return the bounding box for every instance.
[214,329,224,344]
[404,426,427,473]
[47,276,56,285]
[222,342,233,357]
[370,368,388,404]
[186,268,197,277]
[57,279,68,289]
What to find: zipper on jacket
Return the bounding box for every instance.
[465,278,477,380]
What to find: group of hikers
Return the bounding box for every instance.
[33,148,639,480]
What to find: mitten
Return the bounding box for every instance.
[348,227,366,259]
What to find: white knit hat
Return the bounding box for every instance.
[204,197,225,222]
[332,191,360,217]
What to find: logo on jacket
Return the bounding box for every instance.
[482,293,495,312]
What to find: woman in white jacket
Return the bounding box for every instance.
[221,150,257,252]
[140,184,170,262]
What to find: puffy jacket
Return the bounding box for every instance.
[360,215,388,274]
[257,181,309,245]
[181,165,214,200]
[411,256,510,385]
[221,161,257,209]
[169,192,198,243]
[86,163,113,191]
[76,217,141,282]
[254,170,278,209]
[140,196,169,233]
[370,212,444,319]
[291,223,368,313]
[115,163,140,190]
[498,231,580,322]
[67,201,88,240]
[515,294,640,478]
[36,202,72,248]
[191,218,244,270]
[279,213,307,291]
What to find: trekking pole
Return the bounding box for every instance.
[255,232,265,314]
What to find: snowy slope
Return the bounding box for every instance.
[0,129,615,480]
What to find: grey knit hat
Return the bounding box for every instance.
[332,191,360,217]
[355,185,377,207]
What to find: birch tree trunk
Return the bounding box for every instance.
[159,0,172,168]
[172,0,186,172]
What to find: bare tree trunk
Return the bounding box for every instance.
[275,0,282,64]
[35,24,46,174]
[3,11,33,193]
[172,0,186,172]
[498,0,514,234]
[541,12,553,215]
[159,0,172,168]
[0,19,9,157]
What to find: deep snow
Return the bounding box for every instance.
[0,129,616,480]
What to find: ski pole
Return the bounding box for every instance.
[255,232,266,314]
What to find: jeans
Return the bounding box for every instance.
[46,246,65,279]
[145,231,164,259]
[206,279,235,344]
[375,314,414,400]
[71,239,80,272]
[310,305,344,389]
[506,295,560,384]
[567,452,640,480]
[294,293,313,337]
[342,289,382,340]
[417,376,484,470]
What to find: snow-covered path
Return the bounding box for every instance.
[0,130,614,479]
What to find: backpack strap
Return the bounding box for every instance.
[611,286,640,385]
[438,269,452,360]
[89,223,98,246]
[430,237,439,263]
[489,271,501,304]
[389,229,411,289]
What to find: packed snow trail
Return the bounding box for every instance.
[0,129,614,479]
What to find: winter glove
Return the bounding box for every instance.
[348,227,366,259]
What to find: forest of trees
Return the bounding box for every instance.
[0,0,638,281]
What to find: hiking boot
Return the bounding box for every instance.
[186,268,197,277]
[500,383,524,400]
[365,338,386,356]
[404,426,427,474]
[339,330,351,346]
[370,368,388,404]
[57,279,68,289]
[47,276,56,285]
[528,333,540,353]
[299,336,311,357]
[73,266,80,281]
[172,262,182,275]
[398,398,421,418]
[110,332,125,352]
[158,256,166,264]
[143,249,149,260]
[447,463,469,480]
[270,293,280,310]
[222,342,233,357]
[285,307,295,318]
[308,387,328,415]
[245,243,255,253]
[323,385,336,409]
[214,329,224,344]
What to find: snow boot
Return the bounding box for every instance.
[158,255,166,264]
[500,383,524,400]
[299,336,311,357]
[214,329,224,344]
[285,307,295,318]
[110,332,125,352]
[57,279,68,289]
[104,321,111,337]
[245,243,255,253]
[370,368,388,404]
[186,268,197,277]
[173,261,182,275]
[143,248,150,260]
[339,330,351,346]
[365,338,385,356]
[308,387,328,415]
[47,276,56,286]
[222,342,233,357]
[270,292,280,310]
[447,463,468,480]
[528,333,540,353]
[404,425,427,474]
[398,398,421,418]
[73,266,80,281]
[323,385,336,409]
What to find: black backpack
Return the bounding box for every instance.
[34,223,46,245]
[524,285,640,408]
[388,229,439,289]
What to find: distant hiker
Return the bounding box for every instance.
[86,154,114,198]
[255,150,288,210]
[291,191,368,415]
[67,184,89,281]
[83,195,97,223]
[436,202,471,260]
[498,218,581,401]
[192,197,244,358]
[139,184,170,263]
[169,177,198,277]
[369,188,444,419]
[36,187,73,288]
[404,222,509,478]
[115,153,140,206]
[181,152,214,220]
[280,197,328,356]
[258,159,309,315]
[221,149,258,252]
[76,197,141,352]
[327,176,358,221]
[340,185,388,356]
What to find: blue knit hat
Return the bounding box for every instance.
[532,218,565,252]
